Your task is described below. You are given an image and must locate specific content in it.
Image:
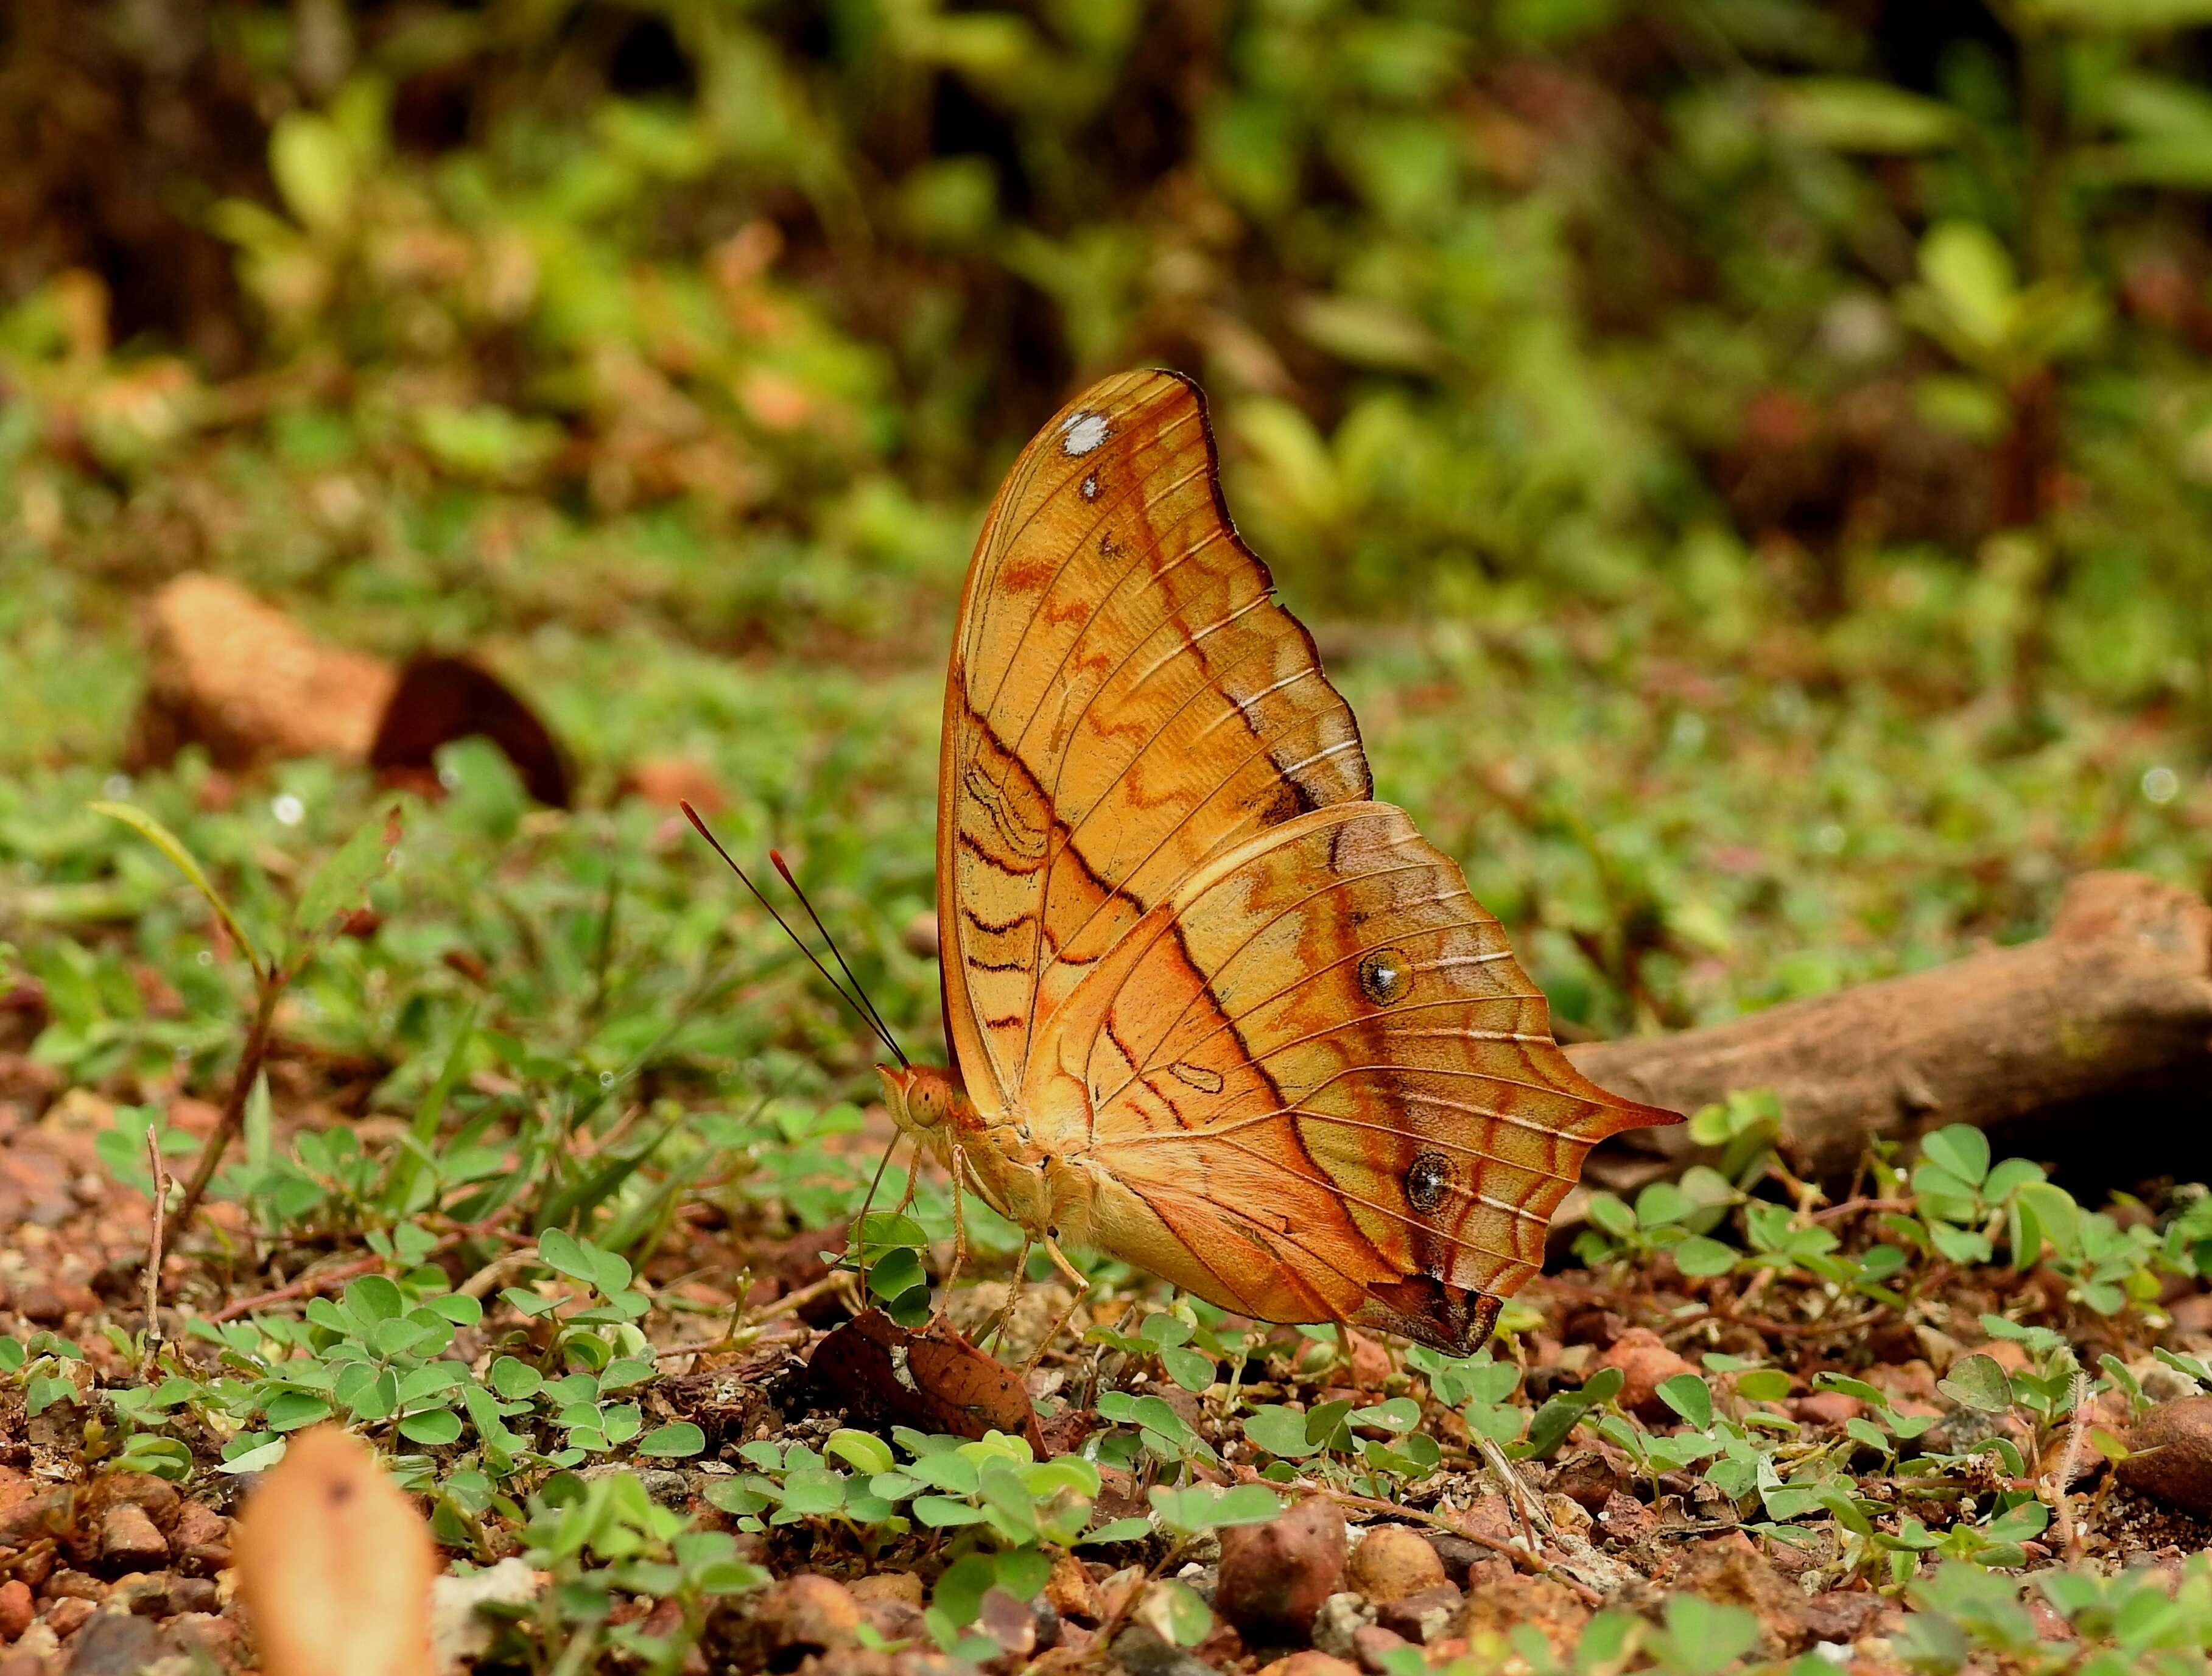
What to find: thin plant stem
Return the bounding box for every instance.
[139,1127,167,1379]
[167,975,284,1253]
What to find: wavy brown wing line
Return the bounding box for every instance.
[1034,712,1370,995]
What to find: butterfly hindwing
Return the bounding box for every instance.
[1025,802,1674,1350]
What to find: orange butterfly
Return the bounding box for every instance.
[877,370,1677,1355]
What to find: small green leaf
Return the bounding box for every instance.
[1671,1236,1738,1277]
[1081,1516,1155,1544]
[1244,1405,1322,1459]
[826,1429,896,1476]
[637,1423,706,1459]
[1768,77,1962,153]
[1937,1353,2015,1414]
[1659,1593,1759,1669]
[1635,1180,1695,1228]
[292,802,402,950]
[1734,1369,1791,1403]
[1139,1579,1212,1648]
[912,1495,986,1527]
[219,1438,288,1474]
[1919,1124,1992,1190]
[1160,1345,1216,1391]
[343,1275,405,1324]
[868,1247,925,1302]
[264,1392,334,1431]
[538,1229,595,1283]
[1657,1374,1713,1430]
[399,1408,463,1446]
[488,1356,543,1400]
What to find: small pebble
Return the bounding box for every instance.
[13,1287,65,1326]
[1217,1498,1347,1643]
[1350,1622,1410,1674]
[1374,1582,1462,1644]
[43,1599,94,1640]
[98,1504,168,1573]
[1346,1525,1444,1604]
[0,1580,30,1642]
[1044,1553,1101,1622]
[2120,1397,2212,1516]
[1109,1624,1218,1676]
[1253,1656,1360,1676]
[110,1574,168,1618]
[1419,1531,1484,1585]
[58,1611,163,1674]
[977,1587,1038,1659]
[718,1574,859,1669]
[1598,1491,1657,1543]
[1551,1450,1621,1514]
[168,1501,226,1552]
[849,1573,923,1607]
[1792,1391,1862,1428]
[1309,1593,1375,1660]
[166,1577,220,1617]
[99,1475,179,1523]
[1596,1328,1699,1419]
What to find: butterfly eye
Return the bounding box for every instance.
[1357,948,1411,1006]
[1405,1150,1453,1214]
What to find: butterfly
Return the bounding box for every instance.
[872,369,1679,1355]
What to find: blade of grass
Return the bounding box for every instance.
[90,801,265,980]
[381,1008,477,1214]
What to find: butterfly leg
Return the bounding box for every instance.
[982,1233,1034,1353]
[927,1142,974,1327]
[1019,1235,1090,1376]
[889,1140,920,1218]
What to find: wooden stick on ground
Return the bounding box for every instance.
[1565,870,2212,1192]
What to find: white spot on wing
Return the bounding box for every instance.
[1081,474,1098,500]
[1061,411,1109,456]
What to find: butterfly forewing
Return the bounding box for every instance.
[943,371,1368,1113]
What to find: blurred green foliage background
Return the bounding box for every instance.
[2,0,2209,1071]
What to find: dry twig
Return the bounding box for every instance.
[139,1127,167,1380]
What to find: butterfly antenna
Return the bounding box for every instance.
[770,849,907,1069]
[679,803,908,1068]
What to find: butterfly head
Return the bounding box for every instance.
[877,1063,968,1138]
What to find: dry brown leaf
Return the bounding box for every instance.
[806,1308,1045,1451]
[234,1426,438,1676]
